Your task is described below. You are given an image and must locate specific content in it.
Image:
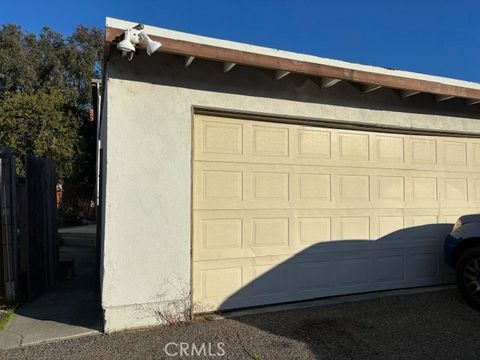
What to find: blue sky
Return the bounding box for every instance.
[1,0,479,82]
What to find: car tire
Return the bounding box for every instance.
[456,247,480,310]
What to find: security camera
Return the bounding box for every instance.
[117,24,162,61]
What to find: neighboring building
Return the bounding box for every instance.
[100,17,480,332]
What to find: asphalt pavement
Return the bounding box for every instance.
[1,288,479,360]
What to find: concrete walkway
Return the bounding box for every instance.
[0,225,102,349]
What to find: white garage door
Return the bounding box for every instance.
[192,114,480,312]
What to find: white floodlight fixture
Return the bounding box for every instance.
[116,24,162,61]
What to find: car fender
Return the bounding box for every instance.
[452,222,480,241]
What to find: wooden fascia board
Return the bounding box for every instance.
[105,26,480,100]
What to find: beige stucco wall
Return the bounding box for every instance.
[101,52,480,332]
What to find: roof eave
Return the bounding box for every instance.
[105,25,480,102]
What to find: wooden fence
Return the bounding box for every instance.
[0,149,17,301]
[0,149,58,301]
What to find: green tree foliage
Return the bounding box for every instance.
[0,91,79,179]
[0,24,103,181]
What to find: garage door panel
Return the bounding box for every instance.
[194,207,480,262]
[334,217,371,240]
[199,119,244,155]
[374,254,406,283]
[195,161,480,210]
[338,258,371,287]
[442,177,468,204]
[473,143,480,167]
[194,213,253,261]
[200,170,243,201]
[251,263,291,297]
[374,134,405,163]
[252,217,289,246]
[252,172,290,201]
[409,215,438,227]
[194,242,448,310]
[194,115,480,173]
[472,179,480,203]
[193,115,480,312]
[252,125,290,157]
[337,174,371,203]
[194,211,295,261]
[410,137,438,165]
[297,128,331,158]
[375,176,405,203]
[201,218,243,249]
[410,252,440,281]
[406,176,438,208]
[337,131,370,161]
[297,173,331,201]
[297,217,331,247]
[442,141,467,166]
[293,261,335,294]
[193,265,246,310]
[202,267,243,301]
[376,216,405,239]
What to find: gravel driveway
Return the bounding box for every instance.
[2,288,480,360]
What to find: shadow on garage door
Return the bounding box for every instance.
[218,223,455,312]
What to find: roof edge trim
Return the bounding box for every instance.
[105,18,480,101]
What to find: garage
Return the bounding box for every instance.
[100,18,480,331]
[192,114,479,311]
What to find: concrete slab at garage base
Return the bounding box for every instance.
[217,284,457,319]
